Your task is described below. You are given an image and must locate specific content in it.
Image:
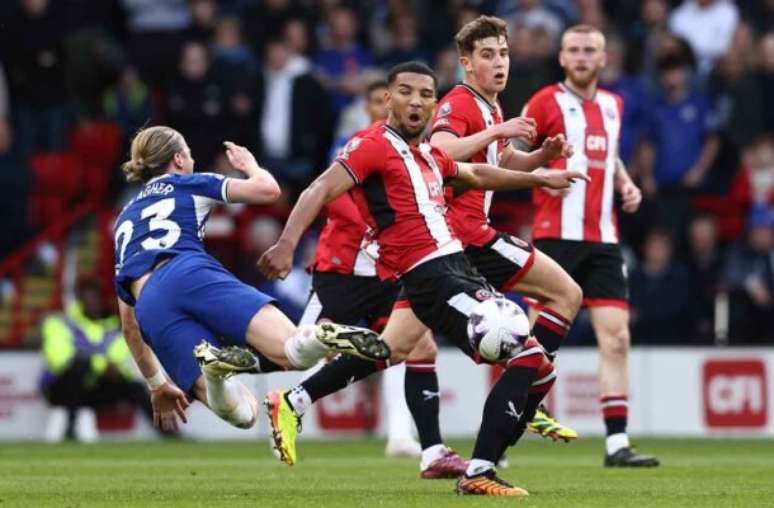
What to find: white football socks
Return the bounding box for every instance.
[466,459,495,477]
[383,363,416,443]
[420,444,447,471]
[284,324,329,369]
[204,373,257,429]
[606,433,630,455]
[286,386,313,416]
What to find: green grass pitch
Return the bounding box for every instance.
[2,437,773,507]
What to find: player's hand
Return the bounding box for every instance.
[496,116,537,143]
[151,381,189,432]
[258,239,294,280]
[540,134,573,162]
[224,141,261,174]
[681,166,704,189]
[534,168,589,190]
[619,181,642,213]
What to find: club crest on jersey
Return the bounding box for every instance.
[475,289,495,301]
[605,107,617,120]
[338,136,362,160]
[438,102,452,117]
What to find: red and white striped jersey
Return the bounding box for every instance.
[522,83,623,243]
[312,192,377,276]
[336,123,463,281]
[312,122,384,277]
[431,84,507,247]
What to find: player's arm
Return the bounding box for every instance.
[259,162,355,279]
[118,298,188,430]
[452,162,588,191]
[499,135,574,172]
[430,116,537,161]
[222,141,282,204]
[614,156,642,213]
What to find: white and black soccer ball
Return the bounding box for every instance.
[467,298,530,362]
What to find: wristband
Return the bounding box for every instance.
[145,371,166,390]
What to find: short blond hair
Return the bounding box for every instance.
[122,126,186,183]
[561,24,606,48]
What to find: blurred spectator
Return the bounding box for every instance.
[378,13,431,68]
[668,0,739,79]
[629,0,672,87]
[39,278,155,442]
[0,63,13,156]
[600,33,650,165]
[103,66,153,141]
[166,42,229,168]
[685,214,724,342]
[630,228,696,344]
[331,79,388,162]
[501,25,560,119]
[502,0,565,43]
[2,0,69,155]
[120,0,191,87]
[709,26,765,154]
[576,0,608,31]
[758,32,774,135]
[240,0,313,58]
[211,16,258,75]
[313,6,375,112]
[258,36,334,193]
[284,17,314,57]
[186,0,218,43]
[722,205,774,342]
[638,54,720,197]
[434,47,463,99]
[63,29,126,119]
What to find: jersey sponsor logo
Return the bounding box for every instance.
[585,134,607,152]
[338,136,362,161]
[703,359,767,428]
[438,102,452,117]
[427,181,442,198]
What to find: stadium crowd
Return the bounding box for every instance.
[0,0,772,345]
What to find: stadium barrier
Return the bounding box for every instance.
[1,347,771,440]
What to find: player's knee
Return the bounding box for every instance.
[407,332,437,362]
[566,280,583,314]
[600,325,630,358]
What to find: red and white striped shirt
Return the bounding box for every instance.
[522,83,623,243]
[336,123,462,280]
[431,84,507,247]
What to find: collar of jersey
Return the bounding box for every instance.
[459,83,496,110]
[558,81,597,103]
[146,173,173,185]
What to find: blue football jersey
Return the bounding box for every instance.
[113,172,232,305]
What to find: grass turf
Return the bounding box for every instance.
[1,438,773,507]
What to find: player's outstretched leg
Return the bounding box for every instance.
[455,338,553,497]
[193,342,259,429]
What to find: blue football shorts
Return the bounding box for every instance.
[134,252,275,393]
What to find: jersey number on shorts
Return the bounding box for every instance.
[115,198,182,266]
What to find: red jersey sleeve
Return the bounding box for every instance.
[432,146,459,182]
[521,93,550,147]
[334,135,382,184]
[431,95,474,138]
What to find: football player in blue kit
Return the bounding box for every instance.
[113,126,389,432]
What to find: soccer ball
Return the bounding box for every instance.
[467,298,530,362]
